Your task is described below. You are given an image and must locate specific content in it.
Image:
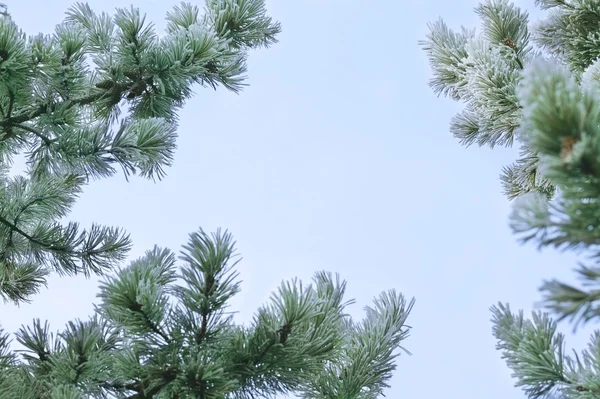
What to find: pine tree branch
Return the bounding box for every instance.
[543,0,575,10]
[197,312,208,343]
[0,187,71,262]
[0,230,414,398]
[255,335,279,364]
[14,123,55,146]
[277,323,291,344]
[72,353,87,384]
[145,317,170,344]
[97,380,145,397]
[1,91,15,141]
[127,300,171,344]
[0,87,121,128]
[0,214,49,250]
[121,370,178,399]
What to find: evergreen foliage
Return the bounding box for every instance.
[0,3,417,397]
[0,228,414,398]
[0,0,280,304]
[423,0,600,397]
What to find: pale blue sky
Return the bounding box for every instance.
[0,0,589,397]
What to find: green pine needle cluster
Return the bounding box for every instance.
[0,0,280,304]
[0,228,414,398]
[421,0,550,199]
[424,0,600,398]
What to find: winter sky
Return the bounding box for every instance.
[1,0,590,397]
